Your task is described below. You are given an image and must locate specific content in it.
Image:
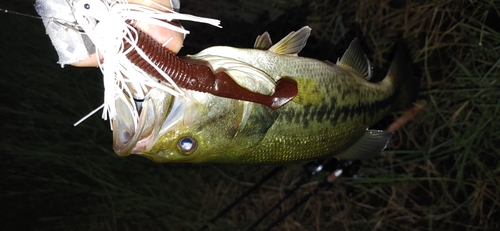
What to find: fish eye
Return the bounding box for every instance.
[177,137,197,155]
[84,3,90,9]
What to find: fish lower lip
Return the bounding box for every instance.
[113,88,176,156]
[112,93,139,155]
[113,101,151,155]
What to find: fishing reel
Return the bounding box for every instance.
[302,158,361,181]
[199,157,364,231]
[302,157,362,198]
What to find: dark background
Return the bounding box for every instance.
[1,0,499,230]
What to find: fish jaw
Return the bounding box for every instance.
[111,85,251,163]
[136,94,279,163]
[138,94,250,163]
[112,88,186,156]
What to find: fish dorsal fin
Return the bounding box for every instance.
[268,26,311,55]
[254,31,273,50]
[336,38,373,80]
[335,130,392,160]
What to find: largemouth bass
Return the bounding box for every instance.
[112,26,419,164]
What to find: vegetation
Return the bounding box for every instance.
[1,0,499,230]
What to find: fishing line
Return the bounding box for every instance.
[0,8,41,19]
[4,4,367,230]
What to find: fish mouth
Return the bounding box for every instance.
[111,88,182,156]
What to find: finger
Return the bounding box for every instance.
[133,20,184,53]
[71,0,183,67]
[128,0,174,11]
[71,53,103,67]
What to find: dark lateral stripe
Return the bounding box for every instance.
[330,88,400,125]
[280,88,401,128]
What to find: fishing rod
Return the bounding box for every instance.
[1,9,357,230]
[260,159,360,231]
[245,159,360,231]
[198,166,284,231]
[198,158,361,231]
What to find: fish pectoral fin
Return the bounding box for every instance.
[336,38,373,80]
[268,26,311,56]
[335,129,392,160]
[254,31,273,50]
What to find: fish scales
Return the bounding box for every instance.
[33,0,413,164]
[167,49,393,163]
[195,46,396,124]
[112,27,418,164]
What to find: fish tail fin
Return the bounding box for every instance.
[385,45,420,111]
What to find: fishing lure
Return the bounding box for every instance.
[68,0,201,124]
[36,0,297,129]
[36,0,219,124]
[122,25,298,110]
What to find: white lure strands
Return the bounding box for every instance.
[67,0,221,127]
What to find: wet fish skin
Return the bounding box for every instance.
[112,27,418,164]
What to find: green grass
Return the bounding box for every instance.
[1,0,499,230]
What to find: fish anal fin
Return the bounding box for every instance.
[336,38,373,80]
[335,129,392,160]
[254,32,273,50]
[268,26,311,55]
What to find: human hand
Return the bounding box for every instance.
[72,0,184,67]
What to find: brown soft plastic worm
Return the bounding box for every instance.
[123,26,298,110]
